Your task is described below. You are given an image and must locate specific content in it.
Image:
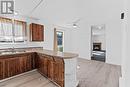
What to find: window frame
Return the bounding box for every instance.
[0,17,27,44]
[56,30,64,52]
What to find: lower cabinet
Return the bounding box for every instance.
[0,60,5,79]
[0,53,36,80]
[0,52,65,87]
[37,54,54,79]
[53,57,64,87]
[37,54,64,87]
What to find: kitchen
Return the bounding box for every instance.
[0,0,126,87]
[0,14,79,87]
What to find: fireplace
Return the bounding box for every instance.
[93,43,101,51]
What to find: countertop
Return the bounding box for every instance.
[35,49,79,59]
[0,47,78,59]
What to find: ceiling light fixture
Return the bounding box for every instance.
[73,24,77,28]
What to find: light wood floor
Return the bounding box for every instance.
[77,58,121,87]
[0,71,58,87]
[0,58,121,87]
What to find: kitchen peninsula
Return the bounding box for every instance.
[0,47,78,87]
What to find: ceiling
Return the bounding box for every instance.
[15,0,78,24]
[15,0,41,16]
[14,0,123,25]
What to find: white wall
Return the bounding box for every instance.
[120,4,130,87]
[125,16,130,87]
[105,19,122,65]
[38,20,75,52]
[71,0,123,65]
[122,0,130,86]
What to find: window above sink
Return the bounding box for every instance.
[0,17,27,43]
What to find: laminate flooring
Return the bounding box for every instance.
[0,71,58,87]
[77,58,121,87]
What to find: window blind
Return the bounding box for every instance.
[0,17,13,42]
[0,17,26,43]
[14,20,26,42]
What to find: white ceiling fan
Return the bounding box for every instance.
[72,18,81,28]
[64,18,83,28]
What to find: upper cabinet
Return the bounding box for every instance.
[30,23,44,41]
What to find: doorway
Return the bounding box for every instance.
[91,24,106,62]
[56,31,64,52]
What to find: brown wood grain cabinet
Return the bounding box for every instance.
[30,23,44,41]
[0,60,4,79]
[0,53,36,80]
[0,52,65,87]
[37,54,64,87]
[47,56,54,80]
[37,54,54,79]
[53,57,64,87]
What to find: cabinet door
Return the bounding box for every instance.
[30,23,44,41]
[0,53,35,80]
[37,56,43,74]
[47,56,54,80]
[37,54,54,79]
[37,55,43,74]
[4,58,20,78]
[0,60,4,80]
[37,54,43,74]
[31,53,36,69]
[37,25,44,41]
[38,54,48,77]
[0,57,21,79]
[31,24,38,41]
[19,54,33,73]
[53,57,64,87]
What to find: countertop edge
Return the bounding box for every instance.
[0,49,79,59]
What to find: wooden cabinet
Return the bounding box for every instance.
[53,57,64,87]
[37,54,54,80]
[4,58,20,78]
[37,53,64,87]
[0,60,4,79]
[0,52,65,87]
[30,23,44,41]
[47,56,54,80]
[0,53,36,80]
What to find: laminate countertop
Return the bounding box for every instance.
[35,49,78,59]
[0,48,79,59]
